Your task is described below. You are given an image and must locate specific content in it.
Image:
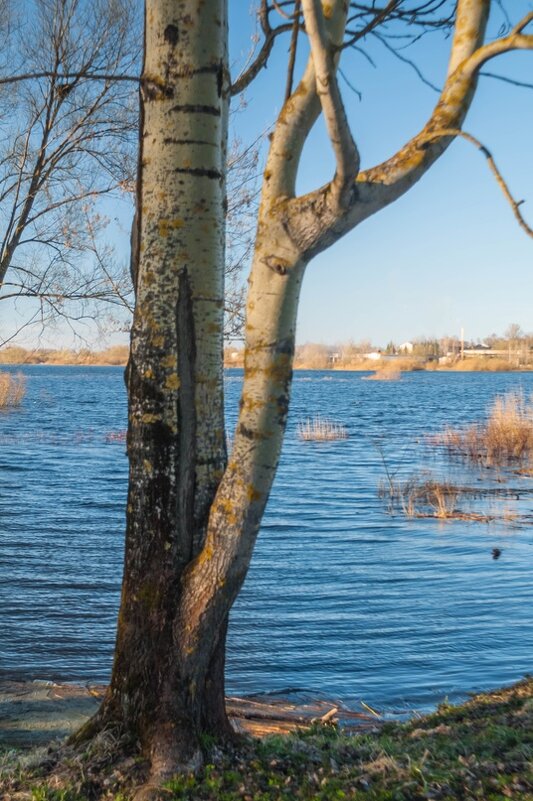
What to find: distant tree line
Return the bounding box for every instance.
[225,325,533,370]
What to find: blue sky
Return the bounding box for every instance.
[4,1,532,349]
[229,1,533,346]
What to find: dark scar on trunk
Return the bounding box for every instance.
[164,24,179,46]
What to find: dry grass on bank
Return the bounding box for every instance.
[0,372,25,408]
[0,345,129,366]
[448,357,514,372]
[298,417,347,441]
[434,390,533,467]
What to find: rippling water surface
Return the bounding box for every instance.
[0,366,531,713]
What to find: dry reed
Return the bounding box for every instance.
[297,417,348,441]
[380,477,460,518]
[434,390,533,467]
[0,372,26,408]
[378,476,501,522]
[363,367,401,381]
[451,357,513,372]
[363,357,426,381]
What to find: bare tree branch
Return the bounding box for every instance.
[372,31,441,92]
[230,1,295,96]
[343,0,399,49]
[358,4,533,199]
[0,70,139,85]
[284,0,301,102]
[419,127,533,239]
[302,0,359,203]
[480,71,533,91]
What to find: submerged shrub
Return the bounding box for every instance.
[0,372,26,408]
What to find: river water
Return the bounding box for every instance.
[0,366,531,714]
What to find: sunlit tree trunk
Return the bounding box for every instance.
[75,0,229,780]
[70,0,533,793]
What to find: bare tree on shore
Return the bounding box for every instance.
[0,0,259,346]
[9,1,533,796]
[0,0,140,342]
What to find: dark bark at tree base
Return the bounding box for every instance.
[69,623,235,782]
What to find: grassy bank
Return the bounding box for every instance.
[1,677,531,800]
[0,346,129,366]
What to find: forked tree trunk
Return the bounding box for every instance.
[71,0,503,789]
[74,0,231,779]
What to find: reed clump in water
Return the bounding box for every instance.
[434,390,533,467]
[378,476,510,522]
[0,372,25,408]
[380,476,461,519]
[297,417,347,441]
[363,357,426,381]
[363,364,401,381]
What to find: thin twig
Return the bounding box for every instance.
[420,128,533,239]
[480,71,533,91]
[285,0,302,101]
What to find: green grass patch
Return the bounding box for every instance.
[2,678,532,800]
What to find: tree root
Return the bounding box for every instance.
[2,717,247,800]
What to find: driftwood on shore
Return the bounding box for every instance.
[0,681,378,748]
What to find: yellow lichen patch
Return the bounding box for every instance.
[322,2,333,19]
[143,72,167,89]
[161,354,177,369]
[141,413,161,424]
[164,541,171,551]
[217,496,238,524]
[196,543,213,566]
[241,394,265,413]
[165,373,181,391]
[143,459,153,475]
[225,459,240,476]
[158,217,185,237]
[152,334,165,348]
[143,368,154,379]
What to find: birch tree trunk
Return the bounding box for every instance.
[68,0,533,792]
[75,0,230,780]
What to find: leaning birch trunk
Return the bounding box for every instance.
[174,0,350,689]
[74,0,229,780]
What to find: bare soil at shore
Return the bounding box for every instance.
[0,681,376,749]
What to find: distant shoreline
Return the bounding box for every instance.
[0,341,532,373]
[1,360,533,373]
